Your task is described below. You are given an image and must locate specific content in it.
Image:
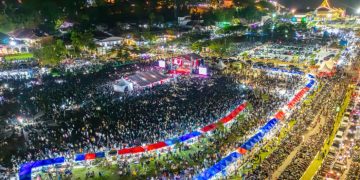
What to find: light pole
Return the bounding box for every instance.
[271,13,276,39]
[356,7,360,15]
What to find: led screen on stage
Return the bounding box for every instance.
[199,67,207,75]
[159,60,166,68]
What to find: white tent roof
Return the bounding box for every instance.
[115,78,132,86]
[114,78,134,92]
[216,60,227,69]
[318,62,333,73]
[98,36,123,42]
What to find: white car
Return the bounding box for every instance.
[334,131,344,143]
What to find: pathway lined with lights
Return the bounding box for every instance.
[271,113,326,179]
[195,74,316,179]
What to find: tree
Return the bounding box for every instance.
[191,42,203,52]
[255,0,275,12]
[261,94,269,102]
[55,17,65,30]
[70,30,96,53]
[239,5,262,22]
[310,59,316,66]
[148,12,156,27]
[34,39,67,66]
[117,49,130,60]
[208,40,230,57]
[233,0,255,8]
[222,24,246,34]
[274,22,295,39]
[216,121,226,133]
[237,114,246,122]
[245,102,253,112]
[142,31,157,43]
[214,8,236,22]
[296,21,308,32]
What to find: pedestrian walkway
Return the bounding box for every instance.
[271,114,326,179]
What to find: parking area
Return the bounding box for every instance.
[244,43,339,67]
[317,84,360,179]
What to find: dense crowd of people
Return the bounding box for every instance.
[0,60,304,179]
[109,68,305,179]
[243,75,349,179]
[0,26,356,180]
[0,62,251,174]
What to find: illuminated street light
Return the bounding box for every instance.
[9,40,16,46]
[291,9,296,14]
[356,7,360,14]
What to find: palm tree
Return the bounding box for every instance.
[246,102,253,112]
[216,121,226,134]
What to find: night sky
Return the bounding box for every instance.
[279,0,359,14]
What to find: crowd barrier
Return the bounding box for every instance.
[18,102,248,180]
[195,74,316,180]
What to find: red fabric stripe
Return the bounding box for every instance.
[118,148,131,155]
[85,153,96,160]
[201,123,217,132]
[237,148,247,155]
[129,146,145,153]
[146,142,167,151]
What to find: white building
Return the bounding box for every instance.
[95,37,123,55]
[178,16,192,27]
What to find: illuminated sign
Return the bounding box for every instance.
[159,60,166,68]
[199,67,207,75]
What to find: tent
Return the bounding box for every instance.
[118,148,132,155]
[260,118,278,133]
[196,152,242,180]
[318,63,332,73]
[318,60,335,73]
[179,131,202,142]
[129,146,145,153]
[95,152,105,158]
[164,138,179,146]
[75,154,85,161]
[146,142,167,151]
[216,60,227,70]
[306,80,315,88]
[219,103,246,124]
[241,139,255,150]
[85,153,96,160]
[201,123,217,132]
[113,78,133,92]
[241,132,266,150]
[250,132,264,144]
[19,157,65,180]
[274,110,285,120]
[237,148,247,154]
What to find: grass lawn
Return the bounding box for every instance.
[4,53,34,61]
[71,165,120,180]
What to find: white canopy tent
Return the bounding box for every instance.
[113,78,133,92]
[318,60,334,73]
[216,60,227,70]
